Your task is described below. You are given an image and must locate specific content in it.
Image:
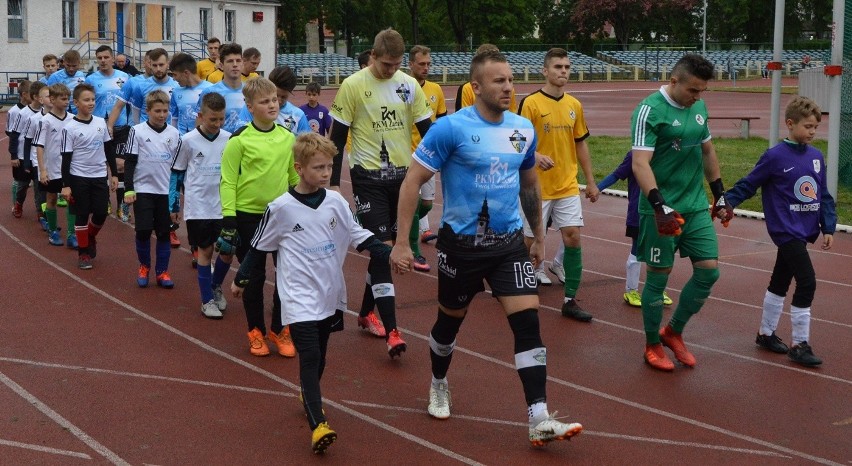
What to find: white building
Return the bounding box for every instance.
[1,0,278,75]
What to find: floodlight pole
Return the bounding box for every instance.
[702,0,707,54]
[769,0,785,145]
[825,0,845,198]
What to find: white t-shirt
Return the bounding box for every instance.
[9,105,38,160]
[171,128,231,219]
[126,121,180,195]
[60,116,112,178]
[34,111,71,181]
[24,109,47,167]
[251,189,373,325]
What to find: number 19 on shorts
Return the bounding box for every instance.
[514,261,536,288]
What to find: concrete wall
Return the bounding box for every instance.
[1,0,277,76]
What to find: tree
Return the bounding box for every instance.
[571,0,699,49]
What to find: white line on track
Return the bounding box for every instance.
[0,224,483,466]
[0,438,92,460]
[0,371,130,465]
[342,400,789,458]
[0,357,294,398]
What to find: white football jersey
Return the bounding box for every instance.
[126,122,180,194]
[251,190,373,325]
[24,110,47,168]
[172,128,231,219]
[34,111,72,181]
[60,116,112,178]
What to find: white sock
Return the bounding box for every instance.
[626,253,640,292]
[790,305,811,345]
[563,296,574,303]
[419,216,430,232]
[528,401,549,425]
[760,290,785,335]
[431,376,447,389]
[552,241,565,266]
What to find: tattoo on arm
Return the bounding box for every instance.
[519,182,542,237]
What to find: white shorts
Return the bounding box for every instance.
[420,176,436,201]
[522,195,583,237]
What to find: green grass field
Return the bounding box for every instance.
[584,136,852,226]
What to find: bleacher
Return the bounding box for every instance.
[276,50,628,85]
[600,49,831,75]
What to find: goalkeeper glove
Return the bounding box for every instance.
[215,217,240,255]
[648,188,685,236]
[709,178,733,227]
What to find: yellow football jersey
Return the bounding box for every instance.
[410,80,447,151]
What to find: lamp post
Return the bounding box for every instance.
[702,0,707,54]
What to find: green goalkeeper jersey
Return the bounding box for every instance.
[220,122,299,217]
[631,88,712,215]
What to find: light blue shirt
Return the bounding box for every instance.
[195,81,246,134]
[238,100,311,135]
[85,69,130,125]
[170,80,213,135]
[120,75,179,123]
[46,69,87,114]
[413,106,536,236]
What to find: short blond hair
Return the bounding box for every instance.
[242,77,277,105]
[294,132,338,165]
[145,90,170,111]
[372,28,405,58]
[785,96,822,123]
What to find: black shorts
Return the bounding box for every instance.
[435,232,537,310]
[12,164,31,182]
[43,178,63,194]
[132,193,171,233]
[187,218,223,249]
[110,125,131,161]
[69,175,109,219]
[351,165,402,242]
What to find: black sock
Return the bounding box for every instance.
[367,256,396,333]
[508,309,547,405]
[429,309,465,379]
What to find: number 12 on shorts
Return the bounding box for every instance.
[650,247,661,265]
[514,261,536,288]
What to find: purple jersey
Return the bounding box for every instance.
[299,103,332,136]
[597,151,640,228]
[726,141,837,246]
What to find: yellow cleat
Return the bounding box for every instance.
[311,422,337,454]
[663,292,674,306]
[623,290,642,307]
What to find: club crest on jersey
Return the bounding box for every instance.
[813,159,821,173]
[471,134,481,143]
[695,114,705,125]
[395,84,412,103]
[430,95,436,103]
[543,123,551,133]
[117,78,125,88]
[794,176,818,203]
[569,110,576,120]
[329,216,337,229]
[509,130,526,153]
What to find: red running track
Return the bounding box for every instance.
[1,87,850,464]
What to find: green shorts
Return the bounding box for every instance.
[637,210,718,268]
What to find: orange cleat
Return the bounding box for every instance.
[247,328,270,356]
[659,325,696,367]
[644,343,675,371]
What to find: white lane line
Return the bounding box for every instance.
[342,401,789,458]
[375,325,843,465]
[0,224,483,466]
[0,371,129,465]
[0,357,293,398]
[0,438,91,460]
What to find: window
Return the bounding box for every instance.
[200,8,212,40]
[162,6,174,42]
[224,10,236,42]
[97,2,109,39]
[135,4,146,40]
[62,0,77,40]
[7,0,26,40]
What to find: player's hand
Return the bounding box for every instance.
[528,237,544,269]
[215,228,240,255]
[230,281,244,298]
[10,159,20,168]
[390,243,413,274]
[39,169,49,185]
[170,212,181,224]
[123,190,137,204]
[648,188,684,236]
[585,184,600,202]
[822,234,833,250]
[709,178,733,227]
[109,176,118,192]
[535,152,555,171]
[61,187,72,202]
